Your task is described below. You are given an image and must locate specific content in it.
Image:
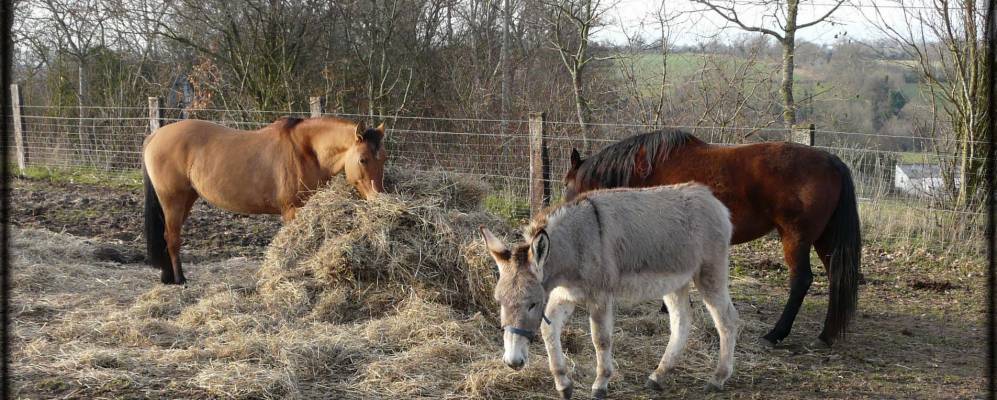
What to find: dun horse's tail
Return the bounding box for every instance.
[144,167,171,280]
[819,156,862,344]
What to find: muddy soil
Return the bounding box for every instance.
[10,177,282,264]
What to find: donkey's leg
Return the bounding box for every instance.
[647,284,691,391]
[698,261,739,392]
[588,298,615,399]
[541,293,576,400]
[162,190,198,285]
[762,233,813,345]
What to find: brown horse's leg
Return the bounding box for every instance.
[163,191,197,285]
[762,233,814,346]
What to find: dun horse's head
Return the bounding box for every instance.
[480,226,550,370]
[343,122,387,200]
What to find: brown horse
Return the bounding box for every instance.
[563,129,861,346]
[143,116,387,285]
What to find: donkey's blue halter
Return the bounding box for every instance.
[504,313,552,343]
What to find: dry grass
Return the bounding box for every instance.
[10,168,988,399]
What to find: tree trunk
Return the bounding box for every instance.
[779,0,799,136]
[571,70,590,151]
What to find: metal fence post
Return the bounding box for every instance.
[310,96,325,118]
[10,84,26,172]
[529,112,550,216]
[792,123,815,146]
[148,97,163,133]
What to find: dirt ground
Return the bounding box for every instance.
[10,176,282,263]
[9,177,990,399]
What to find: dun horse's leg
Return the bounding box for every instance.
[763,235,813,345]
[163,192,197,285]
[588,298,614,399]
[647,284,691,391]
[280,206,297,223]
[541,296,576,400]
[699,271,739,392]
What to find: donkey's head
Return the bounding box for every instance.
[480,226,550,370]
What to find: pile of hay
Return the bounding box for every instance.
[258,166,513,322]
[14,167,561,399]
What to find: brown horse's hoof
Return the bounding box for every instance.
[559,384,573,399]
[816,333,834,348]
[592,388,607,399]
[760,334,781,348]
[645,378,664,391]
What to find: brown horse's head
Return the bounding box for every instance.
[563,148,590,202]
[342,122,388,200]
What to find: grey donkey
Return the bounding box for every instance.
[480,183,739,399]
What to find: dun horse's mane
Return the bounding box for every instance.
[269,116,382,153]
[577,129,700,189]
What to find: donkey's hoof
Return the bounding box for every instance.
[704,382,724,392]
[592,388,607,399]
[645,378,664,391]
[558,384,573,399]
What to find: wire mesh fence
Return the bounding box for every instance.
[10,101,987,255]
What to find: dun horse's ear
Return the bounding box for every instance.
[529,230,549,279]
[570,148,582,168]
[634,145,651,180]
[376,122,386,138]
[355,122,366,143]
[480,226,511,266]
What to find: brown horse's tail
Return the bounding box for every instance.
[819,156,862,344]
[144,167,171,281]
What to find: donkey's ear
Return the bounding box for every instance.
[529,230,549,279]
[634,145,651,180]
[480,226,511,268]
[570,148,583,168]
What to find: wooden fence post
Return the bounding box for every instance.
[529,112,550,216]
[10,84,26,172]
[792,123,815,146]
[148,97,163,133]
[310,96,325,118]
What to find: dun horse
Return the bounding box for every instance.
[143,116,387,285]
[481,183,738,399]
[563,129,861,346]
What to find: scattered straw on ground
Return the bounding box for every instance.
[10,167,988,399]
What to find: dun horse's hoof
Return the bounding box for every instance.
[704,382,724,392]
[645,378,664,391]
[558,385,573,399]
[592,388,607,399]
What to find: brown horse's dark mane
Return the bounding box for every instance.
[577,129,701,189]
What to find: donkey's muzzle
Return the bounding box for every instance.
[505,357,525,370]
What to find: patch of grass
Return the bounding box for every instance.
[482,194,530,225]
[16,165,142,189]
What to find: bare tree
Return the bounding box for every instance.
[614,1,682,126]
[873,0,989,208]
[539,0,617,150]
[692,0,844,134]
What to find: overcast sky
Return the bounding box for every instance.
[592,0,928,46]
